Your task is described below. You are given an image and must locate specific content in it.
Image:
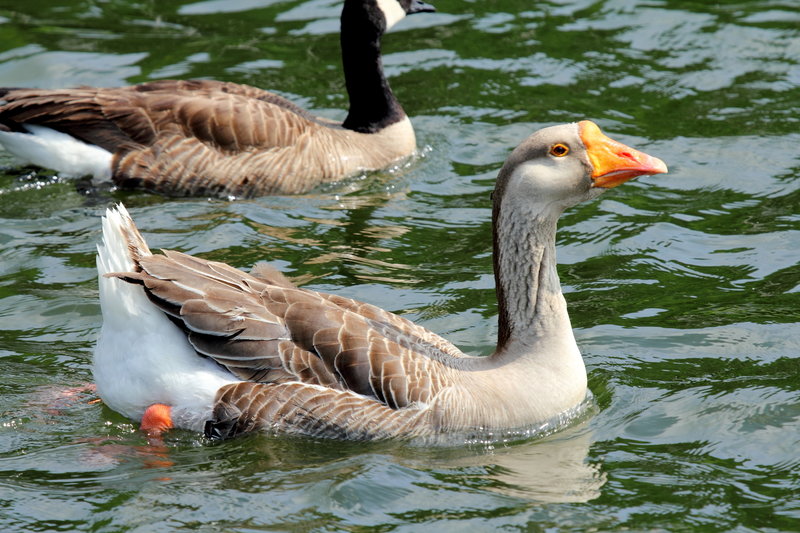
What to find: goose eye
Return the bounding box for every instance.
[549,143,570,157]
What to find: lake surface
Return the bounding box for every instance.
[1,0,799,530]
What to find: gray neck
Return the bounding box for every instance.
[491,201,575,358]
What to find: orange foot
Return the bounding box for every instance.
[141,404,173,439]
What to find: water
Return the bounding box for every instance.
[0,0,798,530]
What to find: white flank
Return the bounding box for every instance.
[0,124,112,182]
[377,0,406,30]
[93,205,237,431]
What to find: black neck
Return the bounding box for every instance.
[340,4,406,133]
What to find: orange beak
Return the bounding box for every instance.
[579,121,668,188]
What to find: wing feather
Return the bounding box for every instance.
[0,80,343,196]
[206,381,434,440]
[111,246,466,411]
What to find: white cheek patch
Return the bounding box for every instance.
[376,0,406,30]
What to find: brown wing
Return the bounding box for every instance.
[0,80,318,149]
[0,80,342,196]
[0,87,142,151]
[113,248,465,410]
[206,381,435,440]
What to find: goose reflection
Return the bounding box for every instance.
[400,420,605,503]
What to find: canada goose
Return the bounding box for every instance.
[0,0,434,198]
[94,121,667,441]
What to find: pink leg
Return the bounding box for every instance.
[30,382,99,415]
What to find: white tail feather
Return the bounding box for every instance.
[93,204,237,428]
[0,125,112,181]
[95,204,153,328]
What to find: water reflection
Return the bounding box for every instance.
[398,421,605,504]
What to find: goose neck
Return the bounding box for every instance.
[340,10,405,133]
[491,201,575,357]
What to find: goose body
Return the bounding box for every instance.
[0,0,433,198]
[93,121,667,441]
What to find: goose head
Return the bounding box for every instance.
[491,121,667,353]
[345,0,436,35]
[493,121,668,220]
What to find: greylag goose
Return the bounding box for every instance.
[93,121,667,441]
[0,0,434,198]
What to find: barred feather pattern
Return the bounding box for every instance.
[0,80,415,197]
[207,381,434,440]
[106,229,483,439]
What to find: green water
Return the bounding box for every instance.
[1,0,799,530]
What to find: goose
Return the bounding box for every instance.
[0,0,434,198]
[94,121,667,441]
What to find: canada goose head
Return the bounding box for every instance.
[344,0,435,36]
[493,121,668,219]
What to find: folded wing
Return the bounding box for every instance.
[1,80,342,195]
[113,249,466,411]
